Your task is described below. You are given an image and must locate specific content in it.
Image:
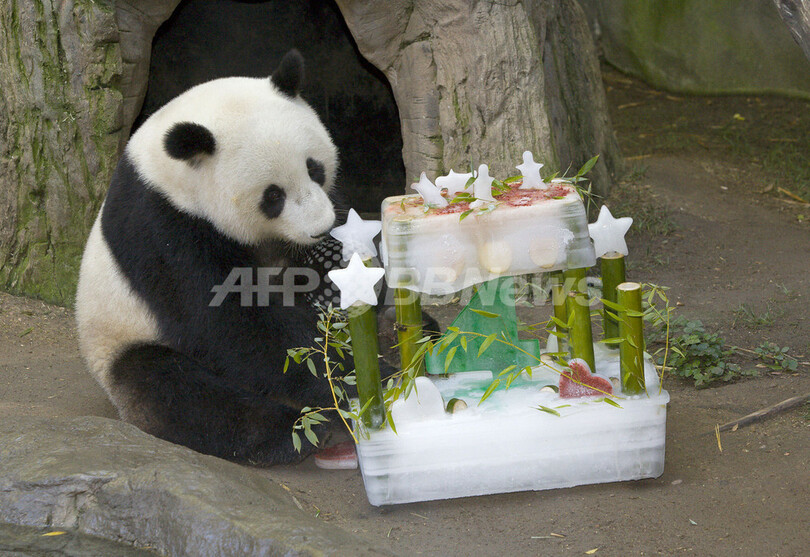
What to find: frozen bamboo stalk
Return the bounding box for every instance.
[328,253,386,430]
[617,282,646,395]
[347,303,386,429]
[567,284,596,373]
[601,252,626,344]
[549,271,569,353]
[395,287,425,375]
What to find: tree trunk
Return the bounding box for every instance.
[773,0,810,60]
[335,0,621,195]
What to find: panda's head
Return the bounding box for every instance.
[127,50,338,246]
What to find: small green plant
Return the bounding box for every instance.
[665,319,754,387]
[732,302,779,329]
[752,341,799,372]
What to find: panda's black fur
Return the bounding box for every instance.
[77,51,351,465]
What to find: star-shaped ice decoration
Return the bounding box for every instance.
[516,150,547,190]
[588,205,633,258]
[435,169,474,198]
[470,164,495,208]
[327,252,386,309]
[329,208,382,261]
[411,172,448,207]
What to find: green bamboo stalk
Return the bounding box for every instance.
[617,282,646,395]
[564,267,586,295]
[567,288,596,373]
[601,252,626,344]
[549,271,569,353]
[395,287,424,375]
[347,303,385,429]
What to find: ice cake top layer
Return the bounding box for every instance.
[381,181,596,294]
[384,181,577,220]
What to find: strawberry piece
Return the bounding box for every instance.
[314,440,358,470]
[559,359,614,399]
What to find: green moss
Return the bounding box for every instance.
[0,0,121,305]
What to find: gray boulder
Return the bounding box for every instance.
[0,416,392,556]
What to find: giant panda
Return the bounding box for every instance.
[76,50,347,465]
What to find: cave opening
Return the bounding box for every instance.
[134,0,405,213]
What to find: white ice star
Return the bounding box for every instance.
[412,172,448,207]
[516,150,547,190]
[329,208,382,261]
[435,169,474,198]
[327,252,386,309]
[588,205,633,258]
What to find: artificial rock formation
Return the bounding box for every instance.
[581,0,810,99]
[773,0,810,60]
[0,0,620,305]
[336,0,621,193]
[0,416,391,556]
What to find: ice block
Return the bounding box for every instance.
[355,348,668,506]
[381,182,596,294]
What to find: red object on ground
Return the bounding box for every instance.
[314,440,358,470]
[559,359,614,399]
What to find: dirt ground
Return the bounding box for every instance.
[2,68,810,556]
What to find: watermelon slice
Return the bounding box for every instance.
[314,440,358,470]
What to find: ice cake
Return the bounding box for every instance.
[381,180,596,294]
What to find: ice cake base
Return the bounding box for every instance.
[355,359,668,506]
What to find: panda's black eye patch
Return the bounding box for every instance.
[307,158,326,186]
[260,185,286,219]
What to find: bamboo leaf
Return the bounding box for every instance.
[599,337,625,345]
[601,298,626,312]
[497,364,518,377]
[470,308,500,318]
[444,346,458,373]
[292,432,302,453]
[459,335,468,352]
[304,426,320,447]
[283,357,290,374]
[478,333,497,357]
[576,154,599,177]
[602,397,623,409]
[306,358,317,376]
[478,379,500,405]
[536,405,561,417]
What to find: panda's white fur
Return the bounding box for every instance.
[76,51,345,464]
[76,216,159,396]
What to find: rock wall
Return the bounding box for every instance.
[0,0,621,305]
[580,0,810,99]
[336,0,621,193]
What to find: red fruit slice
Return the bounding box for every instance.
[559,359,614,399]
[314,440,358,470]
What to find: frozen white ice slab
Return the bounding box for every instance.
[381,183,596,294]
[355,350,667,506]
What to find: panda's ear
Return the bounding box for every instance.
[271,49,304,97]
[164,122,216,163]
